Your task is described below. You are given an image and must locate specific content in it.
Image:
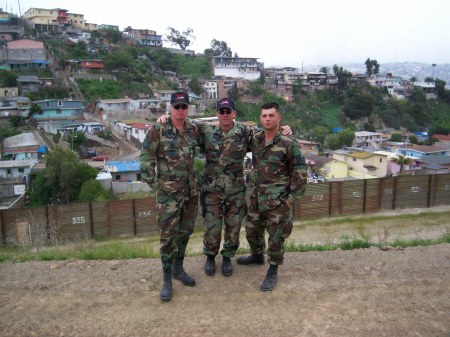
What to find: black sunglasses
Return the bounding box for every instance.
[173,104,188,110]
[218,108,232,115]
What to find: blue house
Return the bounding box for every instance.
[32,99,84,121]
[104,161,141,182]
[396,145,448,158]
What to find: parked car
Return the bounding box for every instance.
[79,144,97,159]
[91,155,108,161]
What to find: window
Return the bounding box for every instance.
[58,101,63,106]
[380,158,382,163]
[46,101,50,107]
[18,168,24,173]
[353,158,356,162]
[115,174,121,181]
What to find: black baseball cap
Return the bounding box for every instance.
[216,97,235,110]
[171,91,189,106]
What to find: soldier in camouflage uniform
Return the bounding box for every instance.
[140,92,199,301]
[237,101,308,292]
[199,98,253,277]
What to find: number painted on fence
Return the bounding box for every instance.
[72,216,86,224]
[384,188,393,195]
[444,185,450,191]
[410,186,421,193]
[311,194,324,202]
[352,191,362,198]
[137,211,151,217]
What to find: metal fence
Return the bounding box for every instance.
[2,173,450,246]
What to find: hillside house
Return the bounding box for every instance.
[0,159,38,198]
[1,39,48,69]
[80,60,105,70]
[104,161,141,182]
[0,96,31,117]
[32,99,84,121]
[211,56,262,81]
[396,145,448,158]
[332,150,388,179]
[2,132,42,160]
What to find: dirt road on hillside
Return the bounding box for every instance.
[1,242,449,337]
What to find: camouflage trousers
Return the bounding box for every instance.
[203,189,247,258]
[246,196,293,265]
[157,189,198,269]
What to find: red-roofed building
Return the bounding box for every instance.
[433,134,450,150]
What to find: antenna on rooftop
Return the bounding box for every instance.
[17,0,21,16]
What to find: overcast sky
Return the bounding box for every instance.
[6,0,450,68]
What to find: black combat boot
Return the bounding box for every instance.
[222,256,233,276]
[204,255,216,276]
[160,267,172,301]
[236,253,265,265]
[172,256,196,287]
[260,264,278,292]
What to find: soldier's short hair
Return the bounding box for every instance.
[261,101,280,112]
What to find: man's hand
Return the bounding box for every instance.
[281,125,292,136]
[157,114,169,124]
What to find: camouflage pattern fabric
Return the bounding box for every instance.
[198,123,252,257]
[140,118,199,268]
[246,129,308,265]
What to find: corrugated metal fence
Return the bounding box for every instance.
[1,173,450,246]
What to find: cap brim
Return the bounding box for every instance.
[218,105,233,110]
[172,101,189,106]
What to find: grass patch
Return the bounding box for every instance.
[1,210,449,263]
[283,234,450,254]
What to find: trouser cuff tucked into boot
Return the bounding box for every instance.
[173,256,196,287]
[260,264,278,292]
[236,253,265,265]
[221,256,233,276]
[204,255,216,276]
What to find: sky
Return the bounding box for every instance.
[4,0,450,68]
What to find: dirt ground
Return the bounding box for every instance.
[1,208,450,337]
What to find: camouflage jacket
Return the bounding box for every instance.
[140,118,199,196]
[198,122,253,193]
[251,129,308,211]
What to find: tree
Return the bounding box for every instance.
[343,92,375,119]
[390,155,413,174]
[189,78,203,96]
[78,180,111,202]
[319,66,330,74]
[389,133,404,142]
[0,69,17,86]
[28,148,98,205]
[104,28,123,44]
[249,80,265,97]
[53,130,61,144]
[28,103,43,118]
[364,58,380,76]
[228,82,240,101]
[336,128,355,147]
[333,64,353,89]
[308,126,329,148]
[166,27,195,50]
[325,134,341,150]
[204,39,232,57]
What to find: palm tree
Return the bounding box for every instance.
[390,155,413,174]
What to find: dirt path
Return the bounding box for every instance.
[1,208,450,337]
[1,248,449,336]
